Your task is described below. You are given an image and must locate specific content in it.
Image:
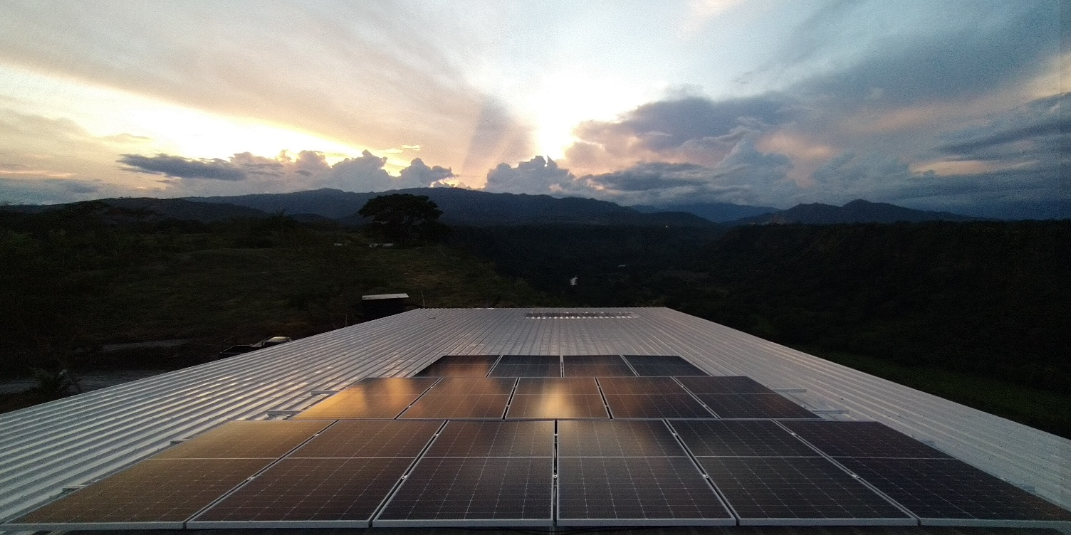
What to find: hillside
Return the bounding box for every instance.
[732,199,978,224]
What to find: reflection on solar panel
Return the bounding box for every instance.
[8,459,270,529]
[623,355,708,376]
[514,377,599,395]
[376,457,553,526]
[604,394,713,419]
[399,377,514,419]
[562,355,636,377]
[697,393,818,419]
[190,457,413,528]
[152,420,331,459]
[783,421,952,458]
[488,355,561,377]
[597,377,685,395]
[557,456,733,526]
[839,458,1071,526]
[414,355,499,377]
[294,378,438,419]
[670,420,820,457]
[292,420,441,458]
[425,421,553,457]
[677,376,774,394]
[559,420,685,457]
[507,394,608,419]
[698,457,913,525]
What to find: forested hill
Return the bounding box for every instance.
[674,221,1070,394]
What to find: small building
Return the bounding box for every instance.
[361,293,408,320]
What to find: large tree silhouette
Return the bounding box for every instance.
[358,194,447,245]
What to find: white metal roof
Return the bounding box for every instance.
[1,307,1068,525]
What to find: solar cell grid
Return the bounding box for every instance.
[9,459,270,529]
[562,355,636,377]
[782,421,953,459]
[424,420,553,457]
[400,394,509,419]
[670,420,820,457]
[414,355,499,377]
[152,420,330,459]
[420,377,515,395]
[558,420,686,457]
[597,376,685,395]
[677,376,774,394]
[557,456,733,526]
[698,393,818,419]
[291,420,441,458]
[604,393,714,419]
[294,378,438,419]
[375,457,552,525]
[623,355,708,376]
[488,355,561,377]
[513,377,599,395]
[506,394,608,419]
[190,457,413,527]
[698,456,912,524]
[839,458,1071,525]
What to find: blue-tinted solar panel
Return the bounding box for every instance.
[840,458,1071,526]
[670,420,820,457]
[698,457,912,525]
[558,420,686,457]
[562,355,636,377]
[375,457,553,526]
[677,376,774,394]
[697,393,817,419]
[604,394,713,419]
[622,355,708,376]
[424,421,553,457]
[782,421,952,459]
[488,355,561,377]
[414,355,499,377]
[557,456,733,526]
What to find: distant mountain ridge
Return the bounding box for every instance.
[731,199,978,225]
[631,202,778,223]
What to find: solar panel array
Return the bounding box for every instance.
[7,354,1070,530]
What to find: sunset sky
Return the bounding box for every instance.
[0,0,1066,217]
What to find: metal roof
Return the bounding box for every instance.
[1,307,1068,526]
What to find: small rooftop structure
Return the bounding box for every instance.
[361,293,409,320]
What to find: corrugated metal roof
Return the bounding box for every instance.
[1,307,1068,526]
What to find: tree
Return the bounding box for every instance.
[358,194,448,245]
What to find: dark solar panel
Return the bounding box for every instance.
[399,377,514,419]
[622,355,708,376]
[558,420,686,457]
[190,457,412,527]
[506,394,609,419]
[562,355,636,377]
[9,459,270,529]
[292,420,440,458]
[152,420,330,459]
[698,456,912,524]
[697,393,818,419]
[677,376,774,394]
[294,378,438,419]
[670,420,820,457]
[488,355,561,377]
[424,420,553,457]
[597,376,686,395]
[557,456,733,526]
[782,421,953,459]
[604,394,714,419]
[840,458,1071,524]
[375,457,553,525]
[514,377,599,395]
[414,355,499,377]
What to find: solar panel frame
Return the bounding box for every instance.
[414,355,500,377]
[622,355,709,376]
[677,376,775,394]
[151,420,331,459]
[293,378,439,419]
[697,393,819,419]
[562,355,636,377]
[488,355,562,377]
[669,420,822,457]
[781,421,954,459]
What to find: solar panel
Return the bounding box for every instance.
[414,355,499,377]
[399,377,514,419]
[424,420,553,457]
[294,378,438,419]
[622,355,708,376]
[514,377,599,395]
[783,421,953,459]
[506,394,609,419]
[8,459,270,529]
[152,420,331,459]
[488,355,561,377]
[558,420,687,457]
[375,457,553,526]
[557,456,733,526]
[670,420,821,457]
[604,393,714,419]
[597,376,686,395]
[839,458,1071,526]
[677,376,774,394]
[697,393,818,419]
[562,355,636,377]
[190,457,413,528]
[291,420,441,458]
[697,456,913,525]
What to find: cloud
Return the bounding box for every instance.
[485,156,576,195]
[0,177,146,205]
[118,154,246,180]
[398,158,454,188]
[936,92,1070,165]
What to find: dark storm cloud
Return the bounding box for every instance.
[584,162,709,191]
[118,154,246,181]
[938,92,1071,162]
